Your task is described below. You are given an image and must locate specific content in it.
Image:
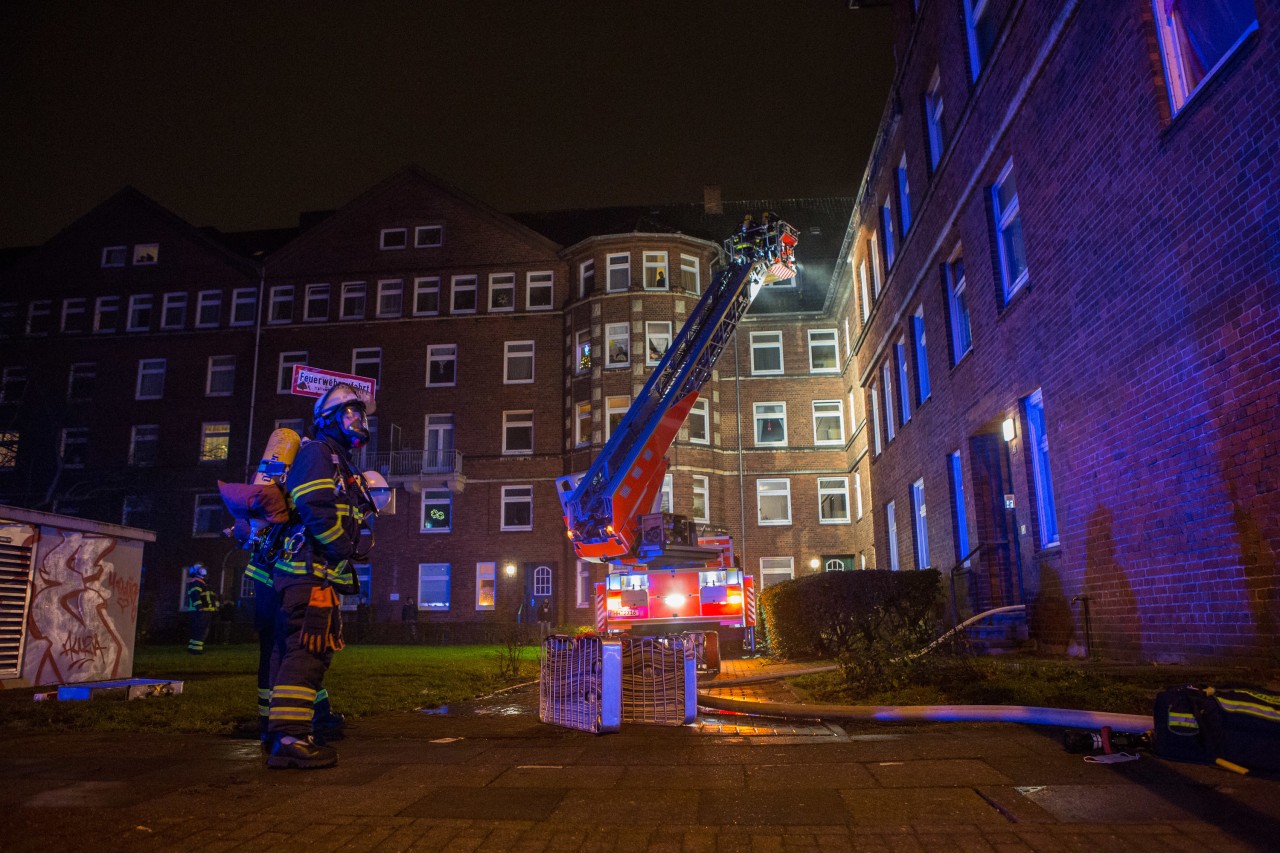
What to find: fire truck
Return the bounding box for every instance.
[556,216,799,649]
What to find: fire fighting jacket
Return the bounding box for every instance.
[186,579,217,612]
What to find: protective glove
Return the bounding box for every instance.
[299,586,345,653]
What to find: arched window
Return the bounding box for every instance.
[534,565,552,597]
[825,559,845,573]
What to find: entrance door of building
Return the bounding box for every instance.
[966,431,1024,612]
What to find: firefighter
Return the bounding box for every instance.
[184,563,218,654]
[265,383,377,769]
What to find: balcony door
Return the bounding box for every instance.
[424,414,455,471]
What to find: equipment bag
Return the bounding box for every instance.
[1153,685,1280,772]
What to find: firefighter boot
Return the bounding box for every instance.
[267,735,338,769]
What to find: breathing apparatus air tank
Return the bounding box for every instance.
[253,428,301,485]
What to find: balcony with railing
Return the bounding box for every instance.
[351,448,465,492]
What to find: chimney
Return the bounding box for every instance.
[703,185,723,215]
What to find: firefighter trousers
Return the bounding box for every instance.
[188,610,212,654]
[255,579,333,735]
[267,582,334,740]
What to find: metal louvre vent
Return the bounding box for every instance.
[0,524,37,680]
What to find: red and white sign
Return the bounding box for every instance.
[290,365,377,400]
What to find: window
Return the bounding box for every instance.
[575,401,592,447]
[750,331,784,375]
[645,322,671,366]
[379,228,407,250]
[945,249,972,362]
[275,417,305,434]
[278,352,307,393]
[882,362,896,442]
[607,253,630,292]
[418,563,450,611]
[421,489,452,533]
[754,402,787,446]
[869,233,883,297]
[992,160,1028,302]
[132,243,158,265]
[964,0,999,80]
[812,400,844,445]
[193,494,225,537]
[526,271,554,310]
[687,397,709,444]
[605,322,630,367]
[574,330,592,374]
[504,340,535,384]
[1026,389,1060,547]
[304,284,330,321]
[911,478,930,568]
[231,288,257,326]
[858,259,871,324]
[949,450,971,562]
[451,275,477,313]
[808,329,839,372]
[136,358,166,400]
[869,382,882,456]
[424,413,455,468]
[341,282,367,319]
[886,500,901,571]
[352,348,381,385]
[502,485,534,531]
[130,425,160,466]
[94,296,120,333]
[25,300,51,336]
[338,564,372,611]
[760,556,794,588]
[679,254,700,294]
[533,565,552,597]
[127,294,153,332]
[819,477,850,524]
[843,318,851,359]
[160,293,187,330]
[61,298,88,334]
[692,475,709,523]
[605,396,629,441]
[897,155,912,235]
[196,290,222,328]
[200,421,230,463]
[578,259,595,298]
[489,273,515,312]
[67,362,95,401]
[60,427,88,468]
[855,471,864,520]
[1154,0,1257,113]
[476,562,496,610]
[121,495,154,529]
[655,472,673,513]
[880,200,896,269]
[643,252,669,290]
[503,410,533,454]
[896,336,912,425]
[757,478,791,525]
[427,344,456,387]
[925,68,945,172]
[206,355,235,397]
[267,287,293,324]
[913,308,931,403]
[377,280,403,317]
[101,246,127,268]
[0,431,17,469]
[413,277,441,315]
[415,225,443,248]
[576,560,592,608]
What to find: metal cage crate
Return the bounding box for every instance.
[539,634,621,733]
[621,634,697,725]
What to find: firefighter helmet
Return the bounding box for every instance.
[313,382,377,420]
[188,563,207,578]
[314,382,376,448]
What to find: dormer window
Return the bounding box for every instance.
[379,228,408,250]
[132,244,159,265]
[101,246,127,268]
[415,225,443,248]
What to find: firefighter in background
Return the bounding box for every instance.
[184,563,218,654]
[266,383,378,769]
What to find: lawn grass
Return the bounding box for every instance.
[0,642,538,736]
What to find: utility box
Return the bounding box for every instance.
[0,505,155,688]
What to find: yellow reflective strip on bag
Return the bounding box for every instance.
[1217,696,1280,723]
[1168,710,1199,731]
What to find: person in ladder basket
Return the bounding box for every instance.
[266,382,379,769]
[184,563,218,654]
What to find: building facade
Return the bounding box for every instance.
[839,0,1277,663]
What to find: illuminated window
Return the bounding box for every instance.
[575,329,591,374]
[501,485,534,531]
[415,225,443,248]
[200,422,230,463]
[607,253,630,292]
[377,279,403,317]
[574,401,592,447]
[812,400,843,445]
[945,248,972,362]
[754,402,787,446]
[687,397,709,444]
[126,294,153,332]
[605,396,629,441]
[193,494,224,537]
[992,160,1028,302]
[911,478,930,568]
[60,427,88,468]
[278,352,307,394]
[130,425,159,467]
[304,284,330,321]
[679,254,700,294]
[136,358,166,400]
[0,432,18,469]
[963,0,999,81]
[132,243,159,265]
[925,68,945,171]
[750,331,783,375]
[504,340,535,384]
[426,344,456,387]
[819,477,850,524]
[160,292,187,330]
[230,288,257,326]
[205,355,235,397]
[1153,0,1256,113]
[476,562,496,610]
[502,410,533,455]
[421,489,452,533]
[645,322,671,366]
[605,322,630,367]
[489,273,515,312]
[526,271,554,310]
[196,290,222,328]
[643,252,669,290]
[413,277,440,315]
[418,563,450,611]
[757,478,791,526]
[341,282,367,319]
[379,228,407,250]
[657,472,673,513]
[451,275,477,314]
[692,475,709,523]
[808,329,838,372]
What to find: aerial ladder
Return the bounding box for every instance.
[555,217,798,638]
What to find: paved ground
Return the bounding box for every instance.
[4,656,1279,852]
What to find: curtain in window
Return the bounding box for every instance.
[1168,0,1256,74]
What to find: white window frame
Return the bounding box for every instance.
[963,0,996,81]
[578,258,595,298]
[160,292,187,330]
[377,279,404,318]
[533,565,552,597]
[750,331,784,375]
[1153,0,1258,114]
[897,154,912,235]
[278,351,307,394]
[687,397,709,445]
[756,478,792,526]
[896,336,912,425]
[606,253,630,292]
[679,254,700,294]
[946,247,972,363]
[886,499,901,571]
[61,298,87,334]
[67,362,95,401]
[760,556,794,588]
[526,271,554,311]
[126,294,152,332]
[576,560,592,608]
[379,228,408,250]
[818,477,851,525]
[132,243,158,265]
[489,273,516,312]
[1026,389,1060,547]
[869,382,883,456]
[807,329,839,373]
[812,400,844,446]
[950,450,971,560]
[992,160,1029,302]
[451,275,477,314]
[913,307,931,403]
[60,427,88,469]
[476,562,496,611]
[881,199,896,270]
[26,300,51,336]
[415,225,443,248]
[304,284,329,322]
[341,282,367,320]
[101,246,127,268]
[193,494,224,537]
[199,421,231,464]
[195,290,221,328]
[504,340,535,384]
[230,288,257,327]
[129,426,160,467]
[94,296,120,333]
[501,485,534,531]
[136,358,166,400]
[502,410,534,455]
[575,329,592,374]
[692,475,709,523]
[424,413,455,469]
[574,401,592,447]
[205,355,235,397]
[858,258,871,324]
[912,478,930,568]
[420,488,452,533]
[925,67,944,171]
[645,321,671,366]
[605,395,629,441]
[753,402,787,446]
[352,347,381,385]
[268,286,293,324]
[642,252,669,290]
[869,233,882,297]
[605,322,630,368]
[882,362,896,443]
[417,563,451,611]
[855,471,864,520]
[426,344,457,387]
[413,277,441,316]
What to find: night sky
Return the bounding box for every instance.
[0,2,894,248]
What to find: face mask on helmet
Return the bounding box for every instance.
[336,402,371,448]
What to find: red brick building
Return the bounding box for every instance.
[840,0,1277,663]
